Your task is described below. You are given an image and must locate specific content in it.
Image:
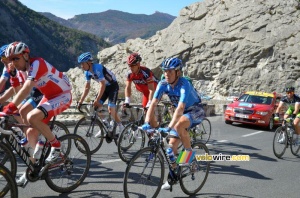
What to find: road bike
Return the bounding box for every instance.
[0,163,18,198]
[123,128,210,198]
[0,115,70,178]
[74,98,128,154]
[0,115,91,193]
[273,117,300,158]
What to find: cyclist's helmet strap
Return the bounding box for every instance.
[78,52,93,63]
[127,53,142,65]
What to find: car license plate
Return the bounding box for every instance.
[235,113,249,118]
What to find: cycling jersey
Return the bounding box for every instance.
[280,94,300,115]
[127,66,158,93]
[127,66,158,107]
[85,63,117,86]
[154,77,201,109]
[1,67,10,80]
[28,57,71,98]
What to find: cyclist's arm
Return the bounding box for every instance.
[147,82,156,101]
[294,102,300,115]
[0,78,7,92]
[168,102,186,128]
[11,80,34,106]
[0,87,15,103]
[125,80,132,98]
[78,82,90,104]
[95,80,106,103]
[144,98,159,123]
[275,101,284,114]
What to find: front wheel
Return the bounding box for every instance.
[0,141,17,178]
[272,126,287,158]
[179,142,210,196]
[117,123,146,163]
[123,147,165,198]
[0,164,18,198]
[74,117,104,154]
[290,131,300,156]
[44,134,91,193]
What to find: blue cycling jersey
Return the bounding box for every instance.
[154,77,201,109]
[1,67,10,80]
[84,63,117,86]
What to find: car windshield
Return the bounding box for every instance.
[238,94,273,105]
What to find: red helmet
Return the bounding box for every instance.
[5,41,30,58]
[127,53,142,65]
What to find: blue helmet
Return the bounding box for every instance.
[0,44,9,57]
[77,52,93,63]
[161,57,183,71]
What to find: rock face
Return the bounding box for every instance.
[90,0,300,99]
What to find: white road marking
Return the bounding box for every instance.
[100,159,122,164]
[242,131,264,137]
[217,140,228,143]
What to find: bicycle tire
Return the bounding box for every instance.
[44,134,91,193]
[192,118,212,144]
[179,142,210,196]
[0,164,18,198]
[49,121,70,138]
[272,126,287,158]
[117,123,146,163]
[123,147,165,198]
[290,132,300,156]
[0,141,17,178]
[74,117,103,154]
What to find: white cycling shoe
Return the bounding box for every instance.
[16,173,28,187]
[161,181,171,190]
[278,134,286,144]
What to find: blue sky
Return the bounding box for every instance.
[19,0,201,19]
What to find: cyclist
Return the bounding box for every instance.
[77,52,124,139]
[274,86,300,144]
[141,57,205,190]
[3,42,72,166]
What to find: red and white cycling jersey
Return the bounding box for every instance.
[28,58,71,98]
[126,66,158,94]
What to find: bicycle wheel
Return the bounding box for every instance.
[74,117,103,154]
[0,141,17,178]
[179,142,210,196]
[123,147,165,198]
[49,121,70,138]
[273,126,287,158]
[44,134,91,193]
[192,118,211,144]
[290,132,300,156]
[117,123,146,163]
[0,164,18,198]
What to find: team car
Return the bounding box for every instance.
[224,91,282,130]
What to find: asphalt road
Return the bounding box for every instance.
[15,115,300,198]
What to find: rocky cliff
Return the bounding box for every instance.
[88,0,300,99]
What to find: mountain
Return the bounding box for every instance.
[40,10,176,44]
[91,0,300,99]
[0,0,111,71]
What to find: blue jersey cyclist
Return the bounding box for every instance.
[141,57,205,190]
[274,86,300,144]
[77,52,124,140]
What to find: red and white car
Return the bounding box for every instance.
[224,91,283,130]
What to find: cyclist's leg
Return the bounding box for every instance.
[28,92,72,163]
[142,92,158,127]
[107,83,123,130]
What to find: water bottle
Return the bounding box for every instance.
[166,148,176,164]
[20,138,34,156]
[33,140,45,160]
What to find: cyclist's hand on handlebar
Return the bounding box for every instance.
[158,127,171,134]
[291,114,296,119]
[141,122,151,131]
[3,102,18,115]
[76,102,82,112]
[123,103,130,108]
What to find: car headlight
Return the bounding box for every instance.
[226,106,233,111]
[255,111,268,116]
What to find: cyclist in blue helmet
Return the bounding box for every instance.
[0,44,11,93]
[141,57,205,190]
[77,52,124,141]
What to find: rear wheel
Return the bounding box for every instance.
[44,134,91,193]
[272,126,287,158]
[290,131,300,156]
[191,118,211,144]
